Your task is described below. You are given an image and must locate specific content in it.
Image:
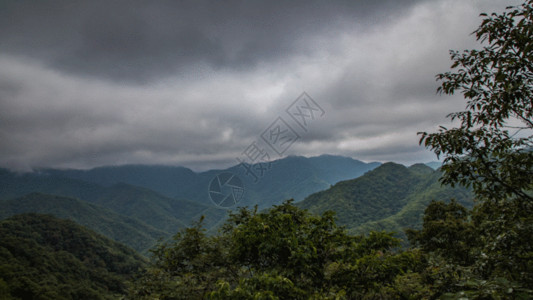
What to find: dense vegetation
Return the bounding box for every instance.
[126,195,532,299]
[0,170,228,251]
[298,163,472,238]
[0,168,227,232]
[0,214,146,299]
[129,201,425,299]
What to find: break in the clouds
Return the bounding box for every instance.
[0,0,518,171]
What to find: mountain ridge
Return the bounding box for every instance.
[297,162,473,237]
[30,154,381,209]
[0,193,168,253]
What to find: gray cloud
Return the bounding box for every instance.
[0,0,423,82]
[0,0,517,171]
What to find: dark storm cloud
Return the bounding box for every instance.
[0,0,517,171]
[0,0,422,82]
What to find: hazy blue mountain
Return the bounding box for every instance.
[228,155,381,208]
[39,155,380,209]
[0,168,105,201]
[0,155,383,248]
[307,154,382,184]
[0,169,226,239]
[423,161,442,170]
[44,165,202,202]
[0,193,167,253]
[297,162,472,237]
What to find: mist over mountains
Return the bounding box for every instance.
[39,154,381,207]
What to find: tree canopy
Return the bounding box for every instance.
[419,0,533,202]
[129,201,425,299]
[414,0,533,297]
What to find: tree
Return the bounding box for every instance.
[419,0,533,203]
[406,199,476,266]
[415,1,533,297]
[129,201,422,299]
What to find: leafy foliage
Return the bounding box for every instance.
[412,1,533,297]
[419,1,533,202]
[130,198,533,299]
[129,201,422,299]
[406,200,533,298]
[407,200,476,265]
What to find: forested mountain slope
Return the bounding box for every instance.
[0,193,167,253]
[297,163,472,235]
[0,214,146,299]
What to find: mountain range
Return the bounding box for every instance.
[0,155,471,252]
[0,155,381,251]
[41,154,381,208]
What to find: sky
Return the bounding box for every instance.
[0,0,518,172]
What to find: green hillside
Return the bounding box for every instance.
[92,183,228,234]
[297,162,473,236]
[354,170,472,239]
[0,160,468,251]
[0,214,146,299]
[0,168,227,238]
[0,193,168,253]
[0,156,378,244]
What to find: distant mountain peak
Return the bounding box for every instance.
[424,161,442,170]
[373,162,407,171]
[408,163,435,175]
[297,159,472,240]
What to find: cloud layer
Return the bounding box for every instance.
[0,0,516,171]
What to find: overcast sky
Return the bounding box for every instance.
[0,0,518,171]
